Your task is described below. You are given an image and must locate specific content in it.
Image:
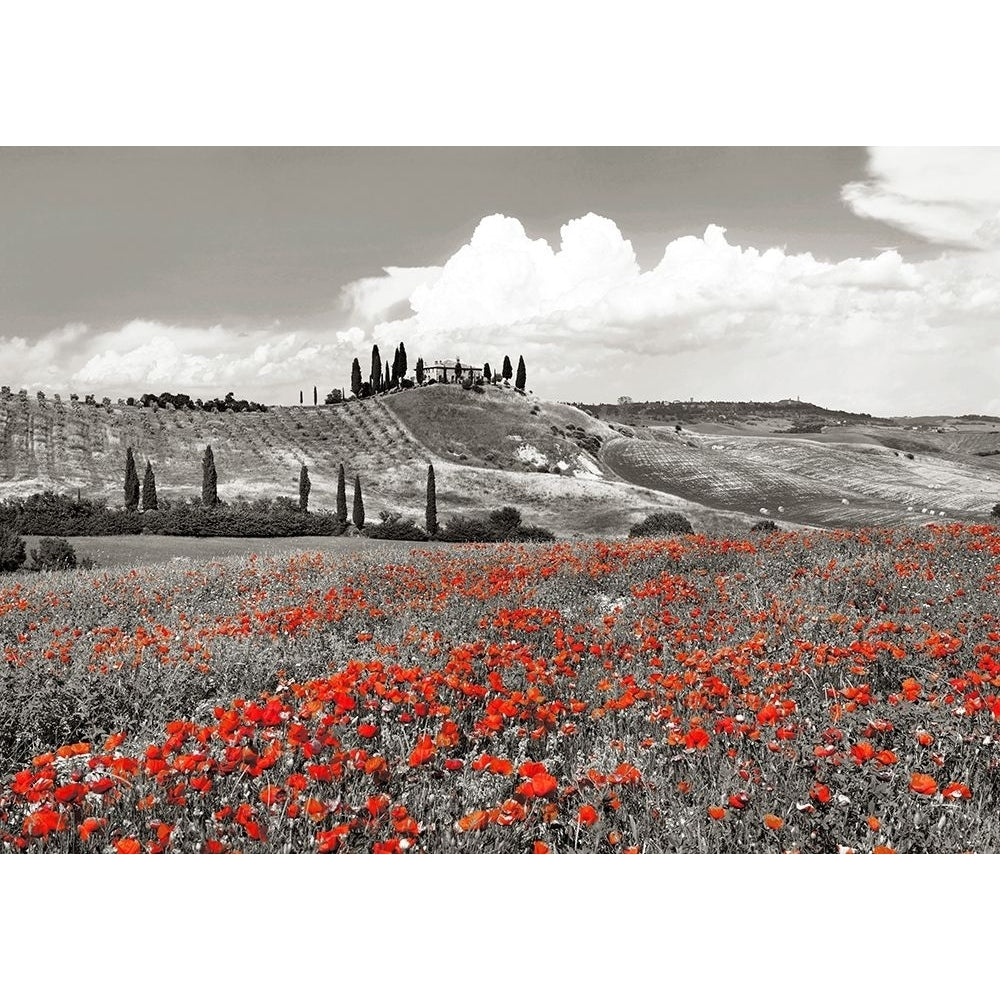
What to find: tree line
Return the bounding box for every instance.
[349,341,527,399]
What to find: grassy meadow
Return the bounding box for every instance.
[3,522,1000,853]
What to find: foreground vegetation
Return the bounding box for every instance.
[3,522,1000,853]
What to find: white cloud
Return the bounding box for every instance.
[9,195,1000,415]
[842,147,1000,248]
[339,266,443,325]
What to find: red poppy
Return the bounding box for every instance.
[54,782,89,804]
[809,783,831,805]
[115,837,143,854]
[23,808,67,838]
[707,806,727,821]
[763,814,784,830]
[941,782,972,800]
[532,841,550,854]
[457,810,490,832]
[909,772,938,795]
[578,804,599,826]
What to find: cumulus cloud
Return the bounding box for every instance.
[339,266,443,325]
[372,211,1000,413]
[10,196,1000,415]
[1,320,364,402]
[842,147,1000,248]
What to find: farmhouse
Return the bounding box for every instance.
[424,360,484,383]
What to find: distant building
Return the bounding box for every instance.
[424,360,483,383]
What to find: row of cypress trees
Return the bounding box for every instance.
[124,446,440,535]
[350,346,527,398]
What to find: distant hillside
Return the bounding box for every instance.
[0,386,721,538]
[5,387,999,535]
[572,397,893,428]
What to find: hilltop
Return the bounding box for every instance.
[3,387,1000,536]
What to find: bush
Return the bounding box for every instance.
[992,502,1000,520]
[29,537,77,571]
[438,507,555,543]
[363,512,429,541]
[751,519,779,533]
[628,511,694,537]
[0,524,26,572]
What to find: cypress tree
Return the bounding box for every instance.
[384,361,390,390]
[425,463,438,537]
[502,355,513,381]
[124,447,140,511]
[416,357,425,385]
[483,362,492,383]
[455,359,463,382]
[336,463,348,524]
[299,464,311,512]
[398,342,408,380]
[351,357,362,398]
[392,345,401,382]
[313,385,318,406]
[142,460,158,511]
[202,445,218,506]
[371,345,382,392]
[516,355,527,392]
[299,390,304,404]
[352,475,365,530]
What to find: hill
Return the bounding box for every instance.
[0,387,727,538]
[4,388,1000,536]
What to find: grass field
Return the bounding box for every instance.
[4,522,1000,853]
[18,533,441,568]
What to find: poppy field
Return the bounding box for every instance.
[3,522,1000,854]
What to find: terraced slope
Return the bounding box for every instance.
[602,428,1000,527]
[0,394,435,508]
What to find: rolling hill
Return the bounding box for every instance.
[2,386,999,536]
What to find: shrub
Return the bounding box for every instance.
[0,524,26,572]
[751,519,779,533]
[364,512,429,541]
[992,502,1000,520]
[29,537,77,571]
[438,507,555,543]
[628,511,694,537]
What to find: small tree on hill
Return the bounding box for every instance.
[352,475,365,530]
[425,463,438,536]
[371,345,382,393]
[0,524,26,573]
[142,461,158,511]
[337,463,348,524]
[202,445,219,506]
[397,341,408,381]
[992,502,1000,519]
[502,355,513,382]
[416,358,425,385]
[384,361,391,390]
[483,362,492,383]
[313,386,318,406]
[455,359,463,382]
[351,357,362,398]
[515,355,526,392]
[124,447,140,511]
[299,464,311,512]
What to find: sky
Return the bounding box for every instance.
[3,146,1000,415]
